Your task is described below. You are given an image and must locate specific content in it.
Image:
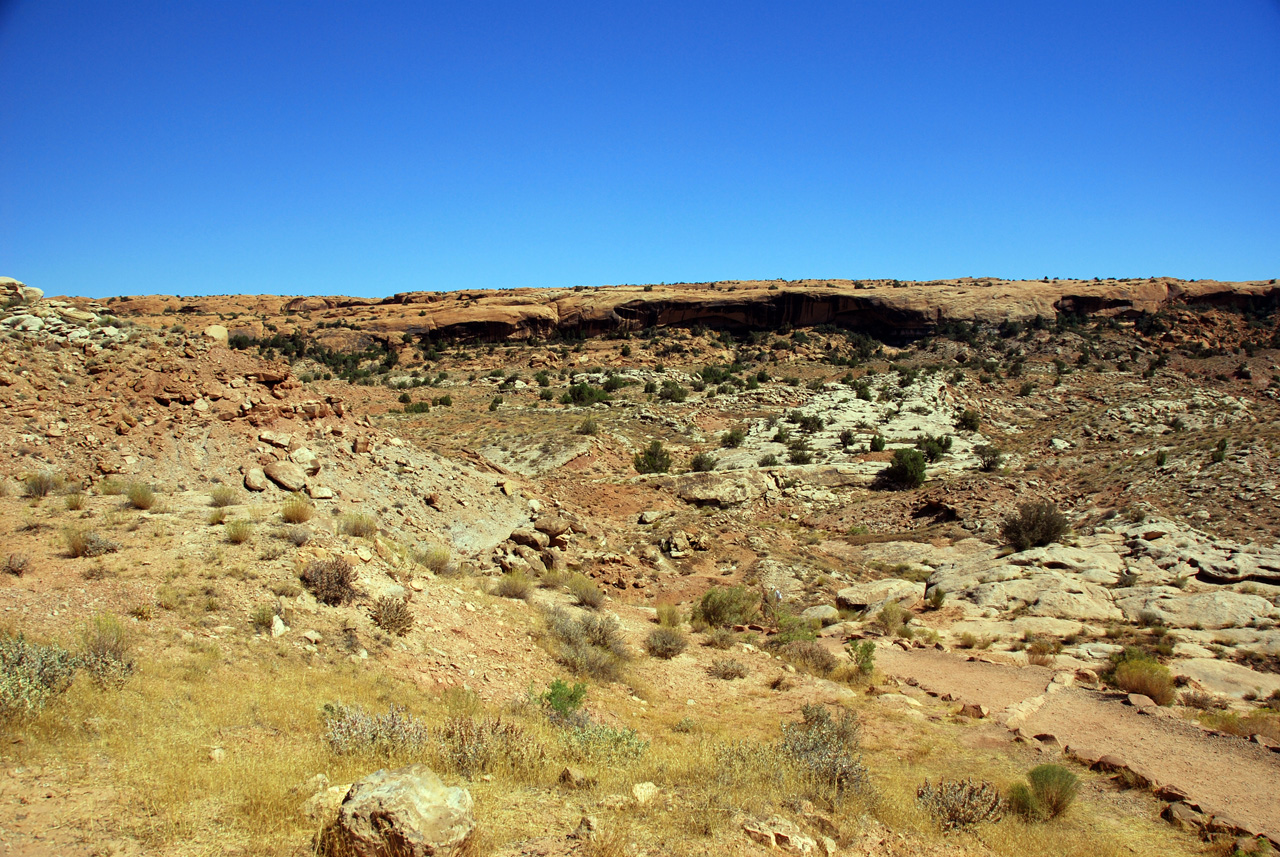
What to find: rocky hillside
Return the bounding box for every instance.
[1,273,1278,857]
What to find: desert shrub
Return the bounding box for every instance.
[280,493,314,523]
[656,603,682,628]
[846,639,876,676]
[633,440,671,474]
[955,409,981,432]
[493,571,533,600]
[689,452,718,472]
[23,471,59,498]
[560,383,609,406]
[0,632,79,719]
[779,640,838,677]
[779,704,869,802]
[873,601,907,636]
[1112,652,1175,705]
[1000,500,1069,551]
[285,525,311,546]
[974,444,1004,471]
[720,427,746,448]
[881,448,926,489]
[709,658,748,680]
[435,715,546,779]
[645,626,687,659]
[340,512,378,538]
[4,553,29,577]
[371,596,414,636]
[78,613,135,689]
[65,529,119,558]
[539,678,587,722]
[250,604,276,632]
[1180,690,1227,710]
[869,434,887,452]
[269,580,302,598]
[323,703,431,757]
[225,520,252,544]
[209,485,240,507]
[98,478,126,496]
[789,449,813,465]
[917,778,1004,830]
[1008,764,1079,820]
[657,381,688,402]
[566,573,605,608]
[560,720,649,764]
[544,607,629,682]
[301,557,357,605]
[411,543,450,574]
[915,433,952,462]
[703,627,737,649]
[577,417,599,435]
[757,453,780,467]
[693,585,758,628]
[64,491,85,511]
[125,483,155,510]
[1026,638,1057,667]
[207,508,228,526]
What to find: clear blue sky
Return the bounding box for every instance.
[2,1,1278,298]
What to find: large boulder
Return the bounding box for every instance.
[669,471,773,507]
[836,579,924,614]
[327,764,474,857]
[1114,588,1275,630]
[264,460,308,492]
[202,324,229,346]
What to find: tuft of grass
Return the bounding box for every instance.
[23,470,60,498]
[280,493,314,524]
[340,512,377,538]
[703,627,738,649]
[411,543,450,574]
[656,603,682,628]
[1008,764,1079,821]
[250,604,276,633]
[566,573,605,609]
[225,520,253,544]
[778,640,838,678]
[207,508,229,526]
[493,572,533,600]
[371,597,414,636]
[209,485,240,508]
[78,613,135,689]
[708,658,748,680]
[1111,651,1175,705]
[645,626,687,659]
[125,483,156,510]
[285,525,311,546]
[64,491,85,511]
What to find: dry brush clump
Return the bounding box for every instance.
[340,512,378,538]
[209,485,240,507]
[645,626,687,659]
[1001,500,1069,552]
[301,557,357,606]
[78,612,135,689]
[411,542,450,574]
[778,640,839,678]
[692,585,758,629]
[323,703,432,757]
[0,632,78,720]
[225,519,253,544]
[708,658,748,680]
[435,715,546,780]
[777,704,870,804]
[4,553,30,577]
[280,493,314,523]
[566,573,605,609]
[371,596,414,636]
[125,482,156,510]
[65,529,119,558]
[917,778,1005,830]
[543,607,630,682]
[23,470,60,499]
[1109,649,1175,705]
[493,571,533,600]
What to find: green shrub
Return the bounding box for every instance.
[125,483,155,510]
[493,571,533,600]
[693,585,758,628]
[577,417,599,435]
[690,452,718,472]
[758,453,780,467]
[869,435,886,452]
[1000,500,1069,551]
[657,381,688,402]
[1008,764,1079,820]
[633,440,672,474]
[301,557,356,605]
[0,632,79,719]
[560,383,610,406]
[250,604,276,632]
[955,409,981,432]
[645,626,688,659]
[1112,651,1175,705]
[881,448,926,489]
[721,428,746,448]
[838,429,856,448]
[874,601,907,636]
[78,613,135,689]
[915,433,952,462]
[974,444,1004,471]
[371,596,414,636]
[917,778,1004,830]
[539,678,587,721]
[846,639,876,675]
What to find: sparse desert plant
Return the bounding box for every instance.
[98,478,126,496]
[645,626,687,659]
[974,444,1004,471]
[881,448,926,489]
[323,703,432,757]
[78,612,135,689]
[23,470,59,498]
[689,451,718,472]
[779,704,869,802]
[633,440,672,474]
[1026,638,1057,667]
[280,493,314,523]
[125,482,155,510]
[539,677,588,721]
[64,491,85,511]
[869,434,886,452]
[566,573,605,608]
[955,409,981,432]
[340,512,378,538]
[709,658,748,680]
[1111,651,1175,705]
[692,585,758,629]
[873,600,907,636]
[927,587,946,609]
[285,525,311,546]
[757,453,780,467]
[656,603,682,628]
[779,640,838,677]
[269,580,302,598]
[250,604,276,632]
[846,639,876,676]
[65,529,119,558]
[493,571,533,600]
[209,485,239,507]
[1180,690,1227,711]
[301,557,357,605]
[543,607,630,682]
[703,627,737,649]
[915,433,952,462]
[720,427,746,448]
[1000,499,1069,551]
[577,417,599,436]
[4,553,30,577]
[0,632,79,719]
[434,714,545,779]
[225,520,253,544]
[1008,764,1079,821]
[917,778,1004,830]
[411,542,450,573]
[207,508,228,526]
[371,596,414,636]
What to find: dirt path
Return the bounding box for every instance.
[877,646,1280,844]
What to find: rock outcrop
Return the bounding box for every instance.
[325,765,475,857]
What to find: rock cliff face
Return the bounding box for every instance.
[64,276,1280,345]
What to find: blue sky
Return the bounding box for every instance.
[1,1,1278,298]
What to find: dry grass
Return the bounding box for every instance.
[493,571,533,600]
[209,485,240,508]
[280,493,314,524]
[225,520,253,544]
[125,483,156,510]
[340,513,377,538]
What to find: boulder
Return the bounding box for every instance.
[509,528,550,550]
[742,815,818,855]
[202,324,229,346]
[244,468,268,491]
[1115,589,1274,630]
[327,764,474,857]
[264,460,308,492]
[836,579,925,614]
[800,605,840,626]
[290,447,322,475]
[259,430,292,449]
[533,516,572,538]
[668,471,772,507]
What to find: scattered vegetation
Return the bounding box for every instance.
[281,493,314,523]
[1007,764,1079,821]
[1000,500,1069,551]
[301,557,357,605]
[917,778,1004,830]
[371,596,414,636]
